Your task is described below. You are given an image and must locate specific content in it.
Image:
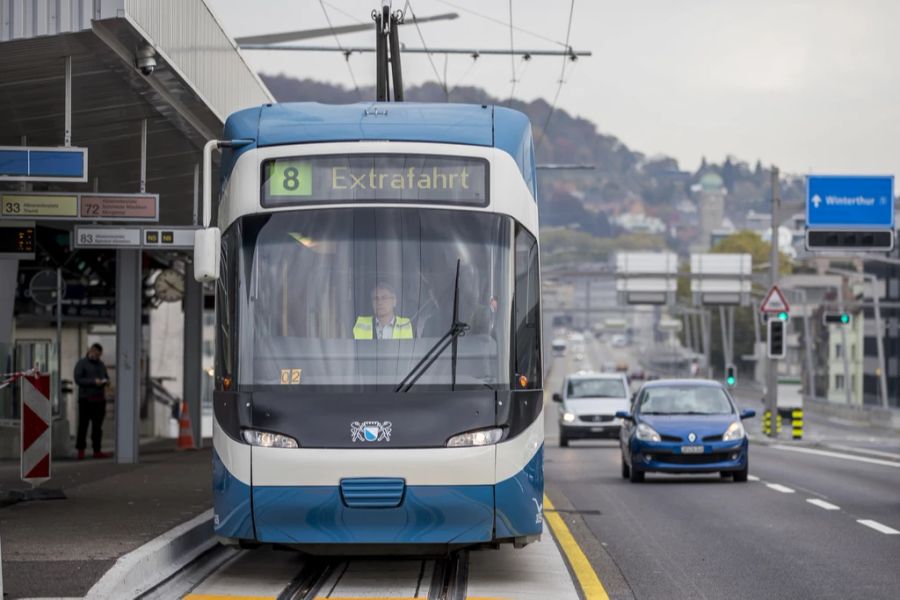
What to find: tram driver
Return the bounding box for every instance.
[353,282,414,340]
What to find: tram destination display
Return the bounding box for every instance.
[262,154,489,207]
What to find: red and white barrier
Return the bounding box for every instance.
[20,373,52,485]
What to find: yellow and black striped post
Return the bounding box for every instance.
[791,408,803,440]
[762,410,771,435]
[776,413,783,434]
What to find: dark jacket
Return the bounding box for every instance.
[74,357,108,401]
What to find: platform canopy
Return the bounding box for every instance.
[0,0,273,225]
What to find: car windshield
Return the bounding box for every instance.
[638,386,734,415]
[567,378,626,399]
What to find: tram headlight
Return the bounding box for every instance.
[241,429,299,449]
[446,427,504,448]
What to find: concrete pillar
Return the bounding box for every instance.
[183,273,202,447]
[115,249,141,464]
[0,260,17,352]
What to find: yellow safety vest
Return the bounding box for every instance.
[353,316,413,339]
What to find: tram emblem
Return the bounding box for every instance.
[351,420,392,443]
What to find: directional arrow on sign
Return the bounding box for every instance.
[760,285,790,314]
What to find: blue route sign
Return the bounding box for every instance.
[806,175,894,229]
[0,146,88,182]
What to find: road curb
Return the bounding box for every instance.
[84,508,215,600]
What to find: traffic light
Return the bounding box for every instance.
[767,318,786,359]
[823,312,851,325]
[725,364,736,387]
[777,311,789,322]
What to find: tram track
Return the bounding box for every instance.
[278,558,341,600]
[273,550,469,600]
[427,551,469,600]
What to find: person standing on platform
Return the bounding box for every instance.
[73,343,111,459]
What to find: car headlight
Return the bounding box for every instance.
[446,427,504,447]
[563,411,576,423]
[723,420,746,441]
[635,422,661,442]
[242,429,299,448]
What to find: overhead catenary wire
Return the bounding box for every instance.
[449,52,480,95]
[323,0,367,24]
[404,0,450,100]
[435,0,568,48]
[318,0,363,100]
[536,0,576,151]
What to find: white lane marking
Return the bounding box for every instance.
[771,444,900,468]
[766,483,795,494]
[748,475,760,482]
[857,520,900,535]
[826,444,900,461]
[806,498,840,511]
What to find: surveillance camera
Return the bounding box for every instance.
[135,45,157,76]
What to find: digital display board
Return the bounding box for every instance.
[0,224,35,258]
[261,154,489,208]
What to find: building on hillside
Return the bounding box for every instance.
[610,212,667,235]
[692,172,726,251]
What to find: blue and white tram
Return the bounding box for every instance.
[195,102,544,551]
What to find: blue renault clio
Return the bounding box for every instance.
[617,379,755,483]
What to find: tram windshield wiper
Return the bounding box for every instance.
[395,259,469,393]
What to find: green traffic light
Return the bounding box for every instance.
[726,376,736,387]
[840,313,850,324]
[777,311,789,322]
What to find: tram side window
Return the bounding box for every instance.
[216,225,238,389]
[514,225,541,388]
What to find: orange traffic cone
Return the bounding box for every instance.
[177,400,196,450]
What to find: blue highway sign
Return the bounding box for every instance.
[806,175,894,229]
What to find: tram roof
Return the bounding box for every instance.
[222,102,536,197]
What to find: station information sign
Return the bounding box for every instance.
[74,226,196,249]
[2,194,78,218]
[1,192,159,222]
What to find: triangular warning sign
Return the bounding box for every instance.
[760,285,790,313]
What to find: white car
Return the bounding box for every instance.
[610,334,628,348]
[554,372,631,447]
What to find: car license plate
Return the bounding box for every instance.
[590,427,607,432]
[680,445,704,454]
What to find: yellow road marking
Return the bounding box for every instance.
[543,494,610,600]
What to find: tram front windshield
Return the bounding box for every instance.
[223,208,514,390]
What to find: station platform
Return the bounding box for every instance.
[1,440,590,599]
[0,439,212,599]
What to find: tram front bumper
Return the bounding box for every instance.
[252,483,495,545]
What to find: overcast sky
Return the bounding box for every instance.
[208,0,900,178]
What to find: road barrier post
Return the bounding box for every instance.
[791,409,803,440]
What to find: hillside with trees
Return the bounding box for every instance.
[261,75,805,259]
